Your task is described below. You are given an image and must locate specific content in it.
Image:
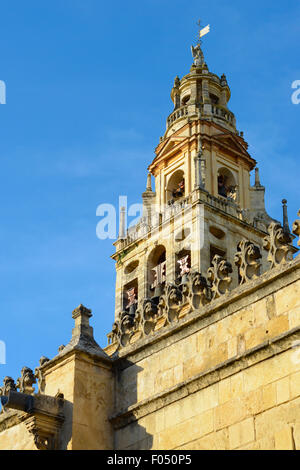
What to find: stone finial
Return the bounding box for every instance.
[282,199,291,235]
[34,357,50,395]
[234,240,262,284]
[0,377,17,397]
[72,304,93,339]
[220,74,228,86]
[292,210,300,247]
[263,221,294,269]
[146,172,152,192]
[254,167,263,188]
[207,255,233,300]
[186,272,211,309]
[16,367,36,395]
[174,76,180,88]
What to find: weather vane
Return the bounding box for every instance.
[191,19,210,66]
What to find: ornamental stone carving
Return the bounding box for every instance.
[35,357,50,395]
[16,367,36,395]
[234,239,262,284]
[263,222,294,269]
[0,377,17,396]
[109,309,141,348]
[165,284,183,323]
[142,298,159,336]
[292,210,300,247]
[207,255,233,299]
[182,272,211,311]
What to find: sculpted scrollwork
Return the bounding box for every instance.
[263,222,294,269]
[292,210,300,248]
[16,367,36,395]
[35,357,50,395]
[207,255,233,299]
[107,210,300,351]
[234,240,262,284]
[142,298,159,336]
[182,272,211,311]
[108,309,141,348]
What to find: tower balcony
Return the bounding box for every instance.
[166,105,189,129]
[166,103,236,132]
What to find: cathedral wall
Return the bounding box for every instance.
[113,258,300,450]
[0,415,36,450]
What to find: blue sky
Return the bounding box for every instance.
[0,0,299,383]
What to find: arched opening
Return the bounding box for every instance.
[176,249,191,281]
[210,93,219,105]
[148,245,166,298]
[124,260,139,275]
[166,170,185,203]
[182,95,190,106]
[123,278,138,315]
[217,167,238,201]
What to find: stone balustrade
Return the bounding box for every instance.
[166,105,189,128]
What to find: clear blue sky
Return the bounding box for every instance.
[0,0,299,383]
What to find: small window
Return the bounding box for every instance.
[182,95,190,106]
[124,260,139,274]
[210,93,219,105]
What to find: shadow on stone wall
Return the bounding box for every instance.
[113,358,153,450]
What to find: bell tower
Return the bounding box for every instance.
[110,27,275,338]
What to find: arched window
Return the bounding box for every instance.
[166,170,185,203]
[176,249,191,281]
[123,279,138,315]
[217,167,238,201]
[148,245,166,298]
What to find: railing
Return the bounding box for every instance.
[117,191,244,251]
[166,103,235,129]
[211,105,235,124]
[167,105,189,128]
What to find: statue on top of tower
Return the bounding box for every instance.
[191,44,204,66]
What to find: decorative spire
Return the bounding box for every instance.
[146,172,153,192]
[174,76,180,88]
[72,304,93,339]
[254,167,263,187]
[282,199,291,235]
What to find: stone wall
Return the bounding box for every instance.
[111,257,300,450]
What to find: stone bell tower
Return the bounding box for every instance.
[109,30,277,348]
